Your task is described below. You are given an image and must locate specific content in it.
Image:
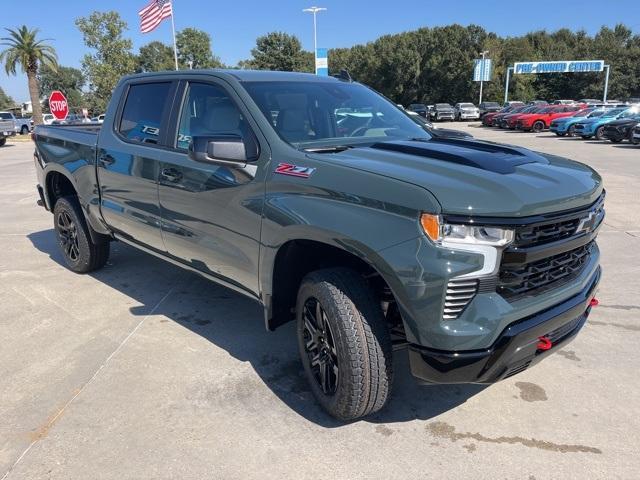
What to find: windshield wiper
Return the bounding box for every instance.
[302,145,354,153]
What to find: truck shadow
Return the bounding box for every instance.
[28,229,486,427]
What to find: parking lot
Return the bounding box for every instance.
[1,125,639,479]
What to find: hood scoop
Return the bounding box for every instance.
[370,139,544,174]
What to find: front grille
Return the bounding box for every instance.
[499,242,593,299]
[515,218,580,248]
[443,279,478,320]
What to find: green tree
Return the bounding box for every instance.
[38,64,85,111]
[0,86,14,110]
[138,41,175,72]
[0,26,57,125]
[75,11,136,113]
[241,32,312,72]
[176,28,222,69]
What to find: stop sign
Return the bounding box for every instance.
[48,91,68,120]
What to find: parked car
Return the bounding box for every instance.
[482,105,517,126]
[0,116,16,146]
[579,99,603,105]
[601,114,640,143]
[631,124,640,145]
[495,105,539,128]
[90,114,106,124]
[573,107,635,140]
[0,111,32,134]
[33,69,604,421]
[407,103,429,118]
[503,101,525,108]
[527,100,548,106]
[516,105,583,133]
[552,100,577,105]
[550,108,607,137]
[431,103,455,121]
[454,103,480,121]
[407,110,473,139]
[478,101,501,118]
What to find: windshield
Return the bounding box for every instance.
[244,81,429,147]
[603,108,627,118]
[617,109,639,119]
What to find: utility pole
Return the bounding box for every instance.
[479,50,489,105]
[303,6,327,74]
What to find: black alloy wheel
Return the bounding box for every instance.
[57,210,80,262]
[302,297,339,395]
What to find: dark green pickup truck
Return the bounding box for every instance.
[33,70,603,420]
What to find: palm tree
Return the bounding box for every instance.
[0,26,57,125]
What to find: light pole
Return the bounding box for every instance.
[479,50,489,105]
[303,6,326,73]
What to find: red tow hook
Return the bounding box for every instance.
[537,336,553,351]
[590,297,599,307]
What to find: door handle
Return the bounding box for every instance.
[160,168,183,182]
[99,154,115,166]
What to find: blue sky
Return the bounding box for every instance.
[2,0,640,101]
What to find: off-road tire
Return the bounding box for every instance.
[53,196,110,273]
[296,268,393,421]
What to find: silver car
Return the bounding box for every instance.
[454,103,480,121]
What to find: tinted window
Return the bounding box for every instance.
[119,82,171,144]
[0,113,11,119]
[176,83,245,150]
[244,81,427,146]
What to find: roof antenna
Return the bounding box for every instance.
[332,69,353,82]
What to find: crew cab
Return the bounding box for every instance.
[0,115,17,146]
[431,103,455,121]
[454,103,480,121]
[0,111,31,134]
[516,105,583,132]
[478,101,501,118]
[33,70,603,421]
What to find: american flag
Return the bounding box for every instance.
[139,0,173,33]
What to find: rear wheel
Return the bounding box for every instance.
[595,126,605,140]
[532,120,545,133]
[53,196,110,273]
[297,268,392,421]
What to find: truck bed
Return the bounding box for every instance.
[34,124,101,148]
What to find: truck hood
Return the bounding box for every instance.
[312,138,602,217]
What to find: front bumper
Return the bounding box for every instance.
[459,112,480,120]
[1,129,16,137]
[408,266,600,383]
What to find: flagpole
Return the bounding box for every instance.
[170,0,178,70]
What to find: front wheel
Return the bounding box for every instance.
[53,197,110,273]
[297,268,392,421]
[595,126,605,140]
[532,121,545,133]
[567,125,577,137]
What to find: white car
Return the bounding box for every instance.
[42,114,56,125]
[454,103,480,121]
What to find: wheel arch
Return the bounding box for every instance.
[263,235,400,332]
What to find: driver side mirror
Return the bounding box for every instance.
[188,134,259,166]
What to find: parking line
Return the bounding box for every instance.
[0,285,178,480]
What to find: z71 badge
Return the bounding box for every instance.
[274,163,316,178]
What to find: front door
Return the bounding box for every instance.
[157,80,268,296]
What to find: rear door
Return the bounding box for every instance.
[97,79,177,252]
[157,77,269,296]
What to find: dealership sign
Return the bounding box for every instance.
[514,60,605,75]
[316,48,328,76]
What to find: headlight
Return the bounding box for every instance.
[420,213,514,246]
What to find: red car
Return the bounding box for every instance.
[504,106,548,129]
[482,106,516,126]
[515,105,585,132]
[497,105,543,129]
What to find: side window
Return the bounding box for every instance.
[118,82,172,144]
[176,83,245,150]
